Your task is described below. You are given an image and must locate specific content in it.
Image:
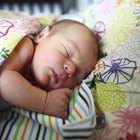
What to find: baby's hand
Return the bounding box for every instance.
[42,88,72,118]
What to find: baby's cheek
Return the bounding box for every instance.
[64,78,76,89]
[36,74,50,89]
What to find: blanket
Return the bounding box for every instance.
[82,1,140,139]
[0,11,47,65]
[0,11,96,140]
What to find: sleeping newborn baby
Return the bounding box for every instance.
[0,19,98,118]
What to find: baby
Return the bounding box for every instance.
[0,19,98,118]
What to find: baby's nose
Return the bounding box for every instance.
[63,61,76,77]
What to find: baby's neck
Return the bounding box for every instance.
[21,63,36,85]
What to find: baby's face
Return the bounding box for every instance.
[32,25,97,90]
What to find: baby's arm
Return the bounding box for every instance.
[0,37,71,118]
[43,88,71,118]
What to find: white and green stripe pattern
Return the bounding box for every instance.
[0,72,96,140]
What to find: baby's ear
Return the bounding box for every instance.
[34,26,50,44]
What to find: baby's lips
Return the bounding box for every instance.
[0,20,14,37]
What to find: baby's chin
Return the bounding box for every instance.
[45,83,73,91]
[44,84,62,91]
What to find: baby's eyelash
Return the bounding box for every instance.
[63,45,70,58]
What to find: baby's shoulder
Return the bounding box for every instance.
[17,36,34,62]
[18,36,34,49]
[0,37,34,71]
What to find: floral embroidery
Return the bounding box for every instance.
[13,18,42,34]
[100,58,137,84]
[93,60,105,74]
[93,82,126,112]
[95,112,105,129]
[94,21,106,40]
[0,47,10,59]
[126,76,140,107]
[102,4,139,53]
[106,45,122,61]
[122,30,140,59]
[0,47,10,64]
[0,20,14,37]
[117,131,139,140]
[112,107,140,133]
[91,123,119,140]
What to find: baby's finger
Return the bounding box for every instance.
[65,90,72,100]
[64,97,69,104]
[63,104,68,111]
[62,110,68,118]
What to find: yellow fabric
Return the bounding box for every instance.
[0,11,50,65]
[101,3,140,53]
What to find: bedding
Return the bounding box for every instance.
[0,11,96,140]
[1,0,140,139]
[81,0,140,139]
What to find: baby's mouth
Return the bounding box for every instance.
[52,69,59,83]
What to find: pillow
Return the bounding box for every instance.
[83,0,140,55]
[90,29,140,140]
[82,1,140,139]
[100,3,140,54]
[0,11,45,65]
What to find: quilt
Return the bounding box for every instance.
[81,0,140,139]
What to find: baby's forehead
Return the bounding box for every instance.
[72,24,89,32]
[55,23,97,54]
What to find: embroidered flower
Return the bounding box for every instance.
[100,58,137,84]
[117,131,139,140]
[93,60,105,74]
[102,4,139,53]
[112,107,140,133]
[94,21,106,40]
[91,123,119,140]
[94,82,126,112]
[106,45,122,61]
[122,30,140,59]
[0,19,14,37]
[95,112,105,129]
[0,47,10,65]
